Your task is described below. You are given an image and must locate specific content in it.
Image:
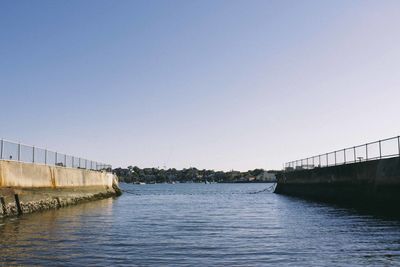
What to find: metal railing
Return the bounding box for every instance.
[285,136,400,172]
[0,138,111,171]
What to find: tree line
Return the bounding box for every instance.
[113,166,279,184]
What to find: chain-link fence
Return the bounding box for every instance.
[0,139,111,171]
[285,136,400,172]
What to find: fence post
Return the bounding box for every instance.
[64,154,67,167]
[398,136,400,156]
[55,152,58,165]
[326,153,328,167]
[32,146,35,163]
[18,143,21,161]
[379,140,382,159]
[319,155,321,166]
[45,149,47,164]
[334,151,337,165]
[343,149,346,164]
[353,147,356,163]
[0,139,3,160]
[366,144,368,160]
[72,157,74,168]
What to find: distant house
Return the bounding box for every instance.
[248,177,256,182]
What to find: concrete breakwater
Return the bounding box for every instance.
[275,157,400,215]
[0,160,121,217]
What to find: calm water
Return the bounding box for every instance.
[1,183,400,266]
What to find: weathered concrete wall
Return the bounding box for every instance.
[275,157,400,214]
[0,160,120,218]
[0,160,115,188]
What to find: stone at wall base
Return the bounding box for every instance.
[0,186,121,218]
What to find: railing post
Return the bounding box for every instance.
[18,143,21,161]
[326,153,328,167]
[55,152,58,165]
[379,140,382,159]
[306,158,309,168]
[64,154,67,167]
[353,147,356,163]
[319,155,321,166]
[343,149,346,164]
[45,149,47,164]
[72,156,74,168]
[334,151,337,165]
[32,146,35,163]
[398,136,400,156]
[0,139,3,160]
[366,144,368,160]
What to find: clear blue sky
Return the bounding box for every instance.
[1,0,399,171]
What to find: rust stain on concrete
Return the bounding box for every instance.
[50,167,56,188]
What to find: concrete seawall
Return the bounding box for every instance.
[275,157,400,215]
[0,160,120,217]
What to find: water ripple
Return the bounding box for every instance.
[1,183,400,266]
